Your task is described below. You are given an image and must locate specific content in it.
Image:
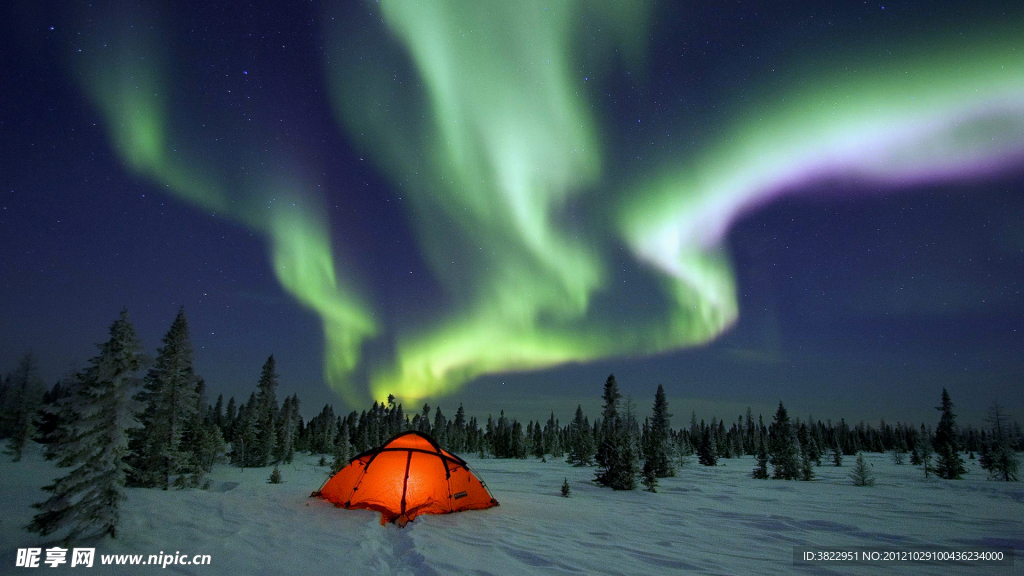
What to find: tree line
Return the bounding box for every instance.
[1,309,1021,542]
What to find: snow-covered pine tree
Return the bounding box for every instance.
[510,420,527,459]
[849,453,875,486]
[38,375,78,461]
[981,401,1019,481]
[918,423,933,478]
[647,384,674,478]
[331,427,351,474]
[831,440,843,466]
[432,406,447,449]
[128,307,198,489]
[452,404,467,452]
[254,355,279,466]
[268,465,283,484]
[36,379,70,457]
[5,352,47,461]
[232,393,259,468]
[932,388,966,480]
[641,458,658,492]
[178,377,214,488]
[892,427,907,465]
[224,396,237,443]
[28,309,143,541]
[768,401,800,479]
[688,411,699,453]
[800,443,815,481]
[697,424,718,466]
[566,405,594,466]
[752,441,769,479]
[595,374,621,471]
[602,399,639,490]
[595,375,630,487]
[532,421,545,459]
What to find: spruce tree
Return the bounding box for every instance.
[567,405,594,466]
[595,374,621,471]
[892,430,907,465]
[641,458,658,492]
[5,352,46,461]
[602,399,639,490]
[932,389,967,480]
[831,440,843,466]
[697,425,718,466]
[849,453,875,486]
[268,465,283,484]
[918,424,934,478]
[129,308,198,488]
[331,427,351,474]
[560,477,571,497]
[800,443,815,481]
[178,377,217,488]
[769,402,800,479]
[254,355,279,466]
[647,384,674,477]
[28,310,143,541]
[981,401,1019,481]
[752,441,769,479]
[532,421,545,459]
[38,376,76,461]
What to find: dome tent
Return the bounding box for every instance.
[313,431,499,526]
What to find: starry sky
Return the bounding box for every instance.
[2,0,1022,426]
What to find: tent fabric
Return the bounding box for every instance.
[314,431,499,524]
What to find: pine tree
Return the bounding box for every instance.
[601,399,639,490]
[849,453,875,486]
[268,465,283,484]
[566,405,594,466]
[129,307,198,489]
[752,441,769,479]
[641,458,658,492]
[560,477,571,497]
[28,310,143,541]
[224,396,237,443]
[5,352,46,461]
[769,402,800,479]
[892,426,908,464]
[232,393,259,468]
[646,384,674,478]
[274,395,295,464]
[178,378,219,488]
[253,355,279,466]
[981,401,1019,481]
[918,424,934,478]
[595,376,639,489]
[532,421,545,458]
[38,376,76,461]
[800,443,815,481]
[595,374,621,472]
[697,425,718,466]
[932,389,967,480]
[331,427,351,474]
[831,440,843,466]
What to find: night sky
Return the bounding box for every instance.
[2,0,1022,426]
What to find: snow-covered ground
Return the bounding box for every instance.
[1,446,1020,575]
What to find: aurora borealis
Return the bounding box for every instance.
[2,0,1022,422]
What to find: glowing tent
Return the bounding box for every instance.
[313,431,499,525]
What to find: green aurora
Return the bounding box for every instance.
[70,1,1024,407]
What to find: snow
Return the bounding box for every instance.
[2,446,1021,575]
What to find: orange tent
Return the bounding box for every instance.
[313,431,499,525]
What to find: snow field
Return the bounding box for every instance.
[1,446,1020,575]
